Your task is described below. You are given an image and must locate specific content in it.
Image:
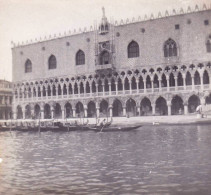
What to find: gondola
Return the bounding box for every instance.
[88,125,142,132]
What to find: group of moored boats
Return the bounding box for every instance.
[0,118,142,132]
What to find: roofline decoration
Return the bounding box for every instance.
[11,3,211,48]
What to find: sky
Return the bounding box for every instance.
[0,0,210,81]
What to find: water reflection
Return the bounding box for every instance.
[0,125,211,194]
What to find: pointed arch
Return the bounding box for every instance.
[17,105,23,119]
[63,84,67,95]
[186,71,192,85]
[194,71,201,85]
[54,103,62,119]
[131,76,137,90]
[171,95,184,115]
[104,78,109,92]
[48,55,57,69]
[100,100,109,116]
[128,41,139,58]
[113,99,123,117]
[163,38,177,57]
[117,78,123,91]
[111,78,116,91]
[87,101,96,117]
[44,104,51,119]
[76,50,85,65]
[65,103,73,118]
[25,59,32,73]
[100,50,110,65]
[75,102,84,117]
[34,104,40,119]
[203,70,209,84]
[153,74,159,88]
[169,73,175,87]
[146,75,151,88]
[80,82,84,94]
[139,75,144,89]
[155,97,167,115]
[126,98,136,117]
[74,83,78,94]
[177,72,183,86]
[188,95,200,113]
[124,77,130,90]
[161,74,167,87]
[25,105,31,119]
[92,81,96,93]
[140,97,152,116]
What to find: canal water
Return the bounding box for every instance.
[0,125,211,195]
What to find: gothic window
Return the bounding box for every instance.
[48,55,57,69]
[25,59,32,73]
[206,40,211,53]
[100,51,110,65]
[76,50,85,65]
[164,38,177,57]
[128,41,139,58]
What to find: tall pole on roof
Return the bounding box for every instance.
[102,7,105,18]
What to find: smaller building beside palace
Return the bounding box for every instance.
[0,80,12,119]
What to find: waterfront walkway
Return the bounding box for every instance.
[1,114,211,127]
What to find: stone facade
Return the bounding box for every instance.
[12,7,211,120]
[0,80,12,119]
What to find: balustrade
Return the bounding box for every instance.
[15,83,211,103]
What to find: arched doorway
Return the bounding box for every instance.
[188,95,200,113]
[25,105,31,119]
[34,104,40,119]
[87,101,96,118]
[17,105,23,119]
[44,104,51,119]
[54,103,62,119]
[171,95,184,115]
[113,99,123,117]
[65,103,73,118]
[126,98,136,117]
[155,97,167,115]
[76,102,84,117]
[140,97,152,116]
[100,100,108,117]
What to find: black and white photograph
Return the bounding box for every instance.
[0,0,211,194]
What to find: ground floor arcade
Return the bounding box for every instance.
[13,91,211,120]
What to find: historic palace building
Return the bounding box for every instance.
[12,5,211,120]
[0,80,12,119]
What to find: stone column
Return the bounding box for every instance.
[56,87,58,99]
[200,75,204,90]
[89,84,92,96]
[13,112,17,120]
[62,109,65,120]
[115,82,118,95]
[137,106,141,116]
[167,101,171,116]
[36,88,38,100]
[72,108,76,118]
[102,84,105,96]
[122,82,125,94]
[96,107,100,118]
[40,88,43,99]
[123,106,126,117]
[152,103,156,115]
[184,103,188,115]
[67,86,69,98]
[167,76,170,92]
[84,105,87,118]
[50,86,53,98]
[175,77,178,91]
[23,109,26,119]
[96,84,98,96]
[40,109,44,119]
[51,106,54,119]
[109,105,113,117]
[61,85,64,98]
[183,76,186,90]
[159,79,162,92]
[209,74,211,90]
[129,81,132,94]
[191,77,195,90]
[151,80,154,93]
[136,80,139,94]
[108,83,111,96]
[143,79,146,93]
